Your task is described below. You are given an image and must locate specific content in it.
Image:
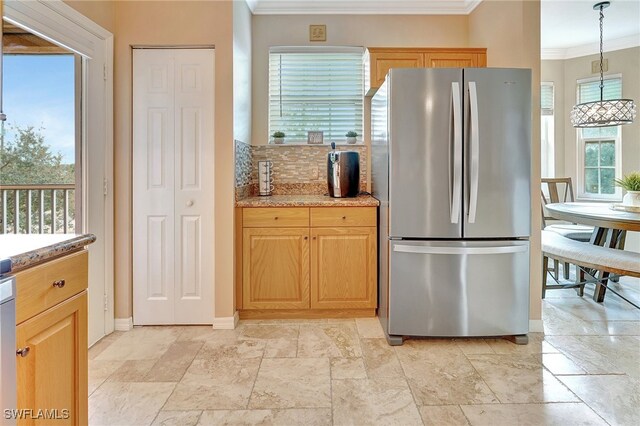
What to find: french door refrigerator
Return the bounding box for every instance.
[371,68,531,345]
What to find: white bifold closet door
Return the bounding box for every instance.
[133,48,215,325]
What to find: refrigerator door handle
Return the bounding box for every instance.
[468,81,480,224]
[393,244,528,255]
[450,82,462,224]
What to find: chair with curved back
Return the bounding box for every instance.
[541,177,594,282]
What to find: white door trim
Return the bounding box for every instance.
[4,0,115,342]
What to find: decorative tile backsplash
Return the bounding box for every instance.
[234,140,252,188]
[234,143,368,199]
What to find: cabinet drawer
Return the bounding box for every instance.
[243,208,309,227]
[16,250,88,324]
[311,207,376,227]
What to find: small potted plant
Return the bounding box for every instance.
[615,172,640,207]
[345,131,358,144]
[272,131,285,144]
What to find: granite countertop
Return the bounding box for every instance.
[236,194,379,208]
[0,234,96,275]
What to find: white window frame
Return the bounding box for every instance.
[575,74,623,201]
[268,46,365,145]
[541,82,555,178]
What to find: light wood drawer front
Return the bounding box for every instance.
[243,208,309,227]
[311,207,376,227]
[16,251,88,324]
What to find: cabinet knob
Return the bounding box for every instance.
[52,279,66,288]
[342,216,347,220]
[304,236,308,240]
[274,216,279,220]
[186,200,194,207]
[16,347,30,357]
[313,236,317,240]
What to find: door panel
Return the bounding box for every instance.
[424,52,475,68]
[133,49,214,325]
[388,68,463,238]
[371,51,424,87]
[463,68,531,238]
[311,227,376,309]
[388,240,529,337]
[243,228,310,309]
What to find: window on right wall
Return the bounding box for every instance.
[576,74,623,201]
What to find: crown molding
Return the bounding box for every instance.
[542,33,640,60]
[248,0,482,15]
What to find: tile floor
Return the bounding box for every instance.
[89,277,640,425]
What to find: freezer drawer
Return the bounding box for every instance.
[388,240,529,337]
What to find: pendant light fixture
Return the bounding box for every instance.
[570,1,636,128]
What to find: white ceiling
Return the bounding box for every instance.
[541,0,640,59]
[245,0,640,59]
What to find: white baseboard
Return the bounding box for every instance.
[114,317,134,331]
[212,311,240,330]
[529,319,544,333]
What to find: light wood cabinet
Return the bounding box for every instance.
[238,206,377,316]
[365,47,487,95]
[311,227,376,309]
[16,292,87,426]
[14,251,88,426]
[243,227,310,309]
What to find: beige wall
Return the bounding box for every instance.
[470,0,542,322]
[540,60,565,177]
[64,0,115,33]
[251,14,469,146]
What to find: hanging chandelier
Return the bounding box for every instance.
[570,1,636,128]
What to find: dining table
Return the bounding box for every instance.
[544,202,640,302]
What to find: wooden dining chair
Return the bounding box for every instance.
[541,177,594,281]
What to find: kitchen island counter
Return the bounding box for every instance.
[236,194,379,208]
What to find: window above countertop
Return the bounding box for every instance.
[268,46,365,145]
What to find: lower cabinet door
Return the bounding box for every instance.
[16,291,87,426]
[243,228,310,309]
[311,227,377,309]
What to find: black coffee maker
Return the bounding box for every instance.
[327,142,360,198]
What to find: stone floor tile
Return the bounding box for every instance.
[332,377,422,426]
[94,326,183,361]
[419,405,469,425]
[145,340,204,382]
[484,333,558,355]
[89,332,124,360]
[546,335,640,377]
[88,359,123,395]
[249,358,331,409]
[360,338,403,378]
[88,382,176,426]
[263,338,298,358]
[454,338,495,355]
[355,318,385,338]
[466,354,579,403]
[541,353,588,375]
[198,409,332,425]
[460,402,607,426]
[164,357,261,410]
[558,375,640,426]
[297,324,362,358]
[107,359,156,382]
[331,357,367,379]
[238,324,300,340]
[152,410,202,426]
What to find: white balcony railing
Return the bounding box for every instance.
[0,184,76,234]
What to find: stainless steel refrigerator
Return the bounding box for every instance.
[371,68,531,346]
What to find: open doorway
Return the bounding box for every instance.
[1,0,114,347]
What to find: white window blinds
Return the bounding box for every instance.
[269,47,364,143]
[578,76,622,103]
[541,83,554,116]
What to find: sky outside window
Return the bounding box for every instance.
[3,54,75,164]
